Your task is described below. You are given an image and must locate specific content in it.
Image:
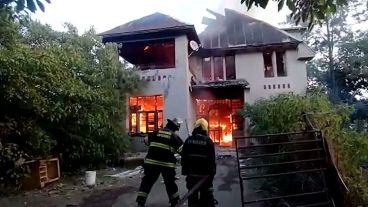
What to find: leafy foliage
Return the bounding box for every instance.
[242,93,368,205]
[0,15,140,189]
[241,93,332,134]
[306,0,368,103]
[312,113,368,205]
[0,0,50,19]
[241,0,349,27]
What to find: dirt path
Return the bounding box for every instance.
[0,158,242,207]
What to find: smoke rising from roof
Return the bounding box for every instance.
[212,0,289,26]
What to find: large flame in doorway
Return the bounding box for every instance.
[210,123,233,146]
[223,133,233,143]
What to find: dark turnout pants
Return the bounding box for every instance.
[186,175,215,207]
[136,164,179,205]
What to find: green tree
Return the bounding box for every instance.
[241,0,349,27]
[0,18,140,189]
[306,0,368,103]
[0,0,50,17]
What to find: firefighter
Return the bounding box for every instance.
[181,118,217,207]
[136,118,184,207]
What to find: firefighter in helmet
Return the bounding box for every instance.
[136,118,184,207]
[181,118,217,207]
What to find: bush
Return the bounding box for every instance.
[241,93,332,134]
[241,93,368,205]
[0,143,29,192]
[0,17,140,188]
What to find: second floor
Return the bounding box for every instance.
[100,9,314,94]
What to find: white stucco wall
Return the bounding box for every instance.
[131,35,193,139]
[235,49,308,104]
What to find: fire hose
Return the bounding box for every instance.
[175,175,218,207]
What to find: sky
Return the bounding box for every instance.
[33,0,290,34]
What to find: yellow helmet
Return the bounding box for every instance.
[194,118,209,132]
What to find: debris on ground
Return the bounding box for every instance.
[105,166,143,178]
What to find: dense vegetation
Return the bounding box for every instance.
[242,93,368,205]
[0,11,139,190]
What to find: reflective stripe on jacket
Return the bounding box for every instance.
[144,128,183,168]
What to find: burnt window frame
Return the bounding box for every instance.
[122,39,175,70]
[276,51,287,77]
[263,51,274,78]
[202,56,236,81]
[202,57,212,81]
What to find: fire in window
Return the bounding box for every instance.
[263,52,274,77]
[196,99,243,147]
[121,39,175,70]
[129,95,163,134]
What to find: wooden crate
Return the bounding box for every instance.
[22,158,60,190]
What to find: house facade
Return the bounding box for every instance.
[101,9,314,146]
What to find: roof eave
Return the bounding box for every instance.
[101,25,200,44]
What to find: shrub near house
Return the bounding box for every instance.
[242,93,368,206]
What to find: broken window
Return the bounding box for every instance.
[276,51,287,76]
[219,32,227,47]
[213,57,224,80]
[226,56,236,80]
[121,39,175,70]
[263,52,274,77]
[202,56,236,81]
[202,57,212,81]
[129,95,163,134]
[211,33,219,48]
[228,21,244,45]
[203,37,211,48]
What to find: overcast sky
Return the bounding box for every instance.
[33,0,290,34]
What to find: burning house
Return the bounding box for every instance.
[100,9,314,147]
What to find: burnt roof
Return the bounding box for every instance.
[100,12,199,43]
[199,9,301,49]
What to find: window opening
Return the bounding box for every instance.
[226,56,236,80]
[121,39,175,70]
[202,57,212,81]
[263,52,274,77]
[276,51,287,76]
[213,57,224,80]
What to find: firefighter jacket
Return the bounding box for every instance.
[181,128,216,176]
[144,127,183,168]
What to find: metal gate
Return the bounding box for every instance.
[235,130,333,207]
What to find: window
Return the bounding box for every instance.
[276,51,287,76]
[220,32,227,47]
[203,37,211,48]
[211,34,219,48]
[121,39,175,70]
[202,56,236,81]
[129,95,163,134]
[213,57,224,80]
[263,51,287,78]
[263,52,274,77]
[226,56,236,80]
[202,57,212,81]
